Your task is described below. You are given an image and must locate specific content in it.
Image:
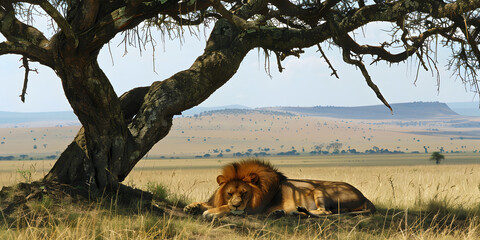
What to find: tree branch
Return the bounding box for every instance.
[317,44,339,79]
[0,7,49,44]
[338,0,480,33]
[23,0,78,47]
[169,12,221,25]
[269,0,340,27]
[76,0,100,31]
[274,51,285,72]
[340,25,454,65]
[456,16,480,65]
[341,46,392,113]
[434,0,480,18]
[19,56,37,102]
[0,7,53,65]
[84,0,214,52]
[0,41,54,67]
[208,0,252,30]
[126,19,249,167]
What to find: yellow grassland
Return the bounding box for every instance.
[1,112,480,239]
[2,155,479,210]
[1,113,480,159]
[0,155,479,239]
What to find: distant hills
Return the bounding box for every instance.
[446,102,480,116]
[0,111,79,127]
[180,104,250,117]
[263,102,460,120]
[198,109,295,117]
[1,102,479,127]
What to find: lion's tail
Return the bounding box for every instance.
[364,199,376,214]
[342,199,376,216]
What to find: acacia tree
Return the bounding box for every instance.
[2,0,480,191]
[430,151,445,164]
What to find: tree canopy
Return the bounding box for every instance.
[430,151,445,164]
[1,0,480,190]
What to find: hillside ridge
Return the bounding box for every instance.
[261,102,459,119]
[0,102,465,127]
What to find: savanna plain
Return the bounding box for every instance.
[0,155,479,239]
[0,111,480,239]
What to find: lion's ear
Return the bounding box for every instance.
[243,173,259,184]
[217,175,227,185]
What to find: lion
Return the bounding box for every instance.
[184,158,376,219]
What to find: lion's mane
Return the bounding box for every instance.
[213,158,287,213]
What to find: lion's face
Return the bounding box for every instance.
[222,180,253,213]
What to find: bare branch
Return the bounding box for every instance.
[19,56,37,103]
[274,51,285,73]
[342,25,454,66]
[20,56,29,102]
[317,44,339,79]
[23,0,78,47]
[342,47,392,113]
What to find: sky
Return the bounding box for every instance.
[0,22,478,113]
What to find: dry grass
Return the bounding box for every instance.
[3,113,480,160]
[124,156,480,211]
[1,155,479,239]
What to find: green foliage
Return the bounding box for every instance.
[146,182,188,207]
[146,182,168,202]
[16,164,36,183]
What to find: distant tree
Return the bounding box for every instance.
[325,144,332,153]
[330,142,343,153]
[314,144,324,154]
[430,152,445,165]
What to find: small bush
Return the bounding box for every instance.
[146,182,189,207]
[146,182,168,202]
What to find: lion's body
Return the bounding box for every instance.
[268,179,376,216]
[184,159,375,219]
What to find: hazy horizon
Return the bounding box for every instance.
[1,100,479,113]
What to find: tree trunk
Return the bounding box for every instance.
[44,49,131,190]
[45,19,249,191]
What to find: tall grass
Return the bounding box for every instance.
[1,157,479,239]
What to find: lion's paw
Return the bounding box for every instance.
[296,206,308,213]
[184,202,203,215]
[202,210,223,220]
[270,209,286,218]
